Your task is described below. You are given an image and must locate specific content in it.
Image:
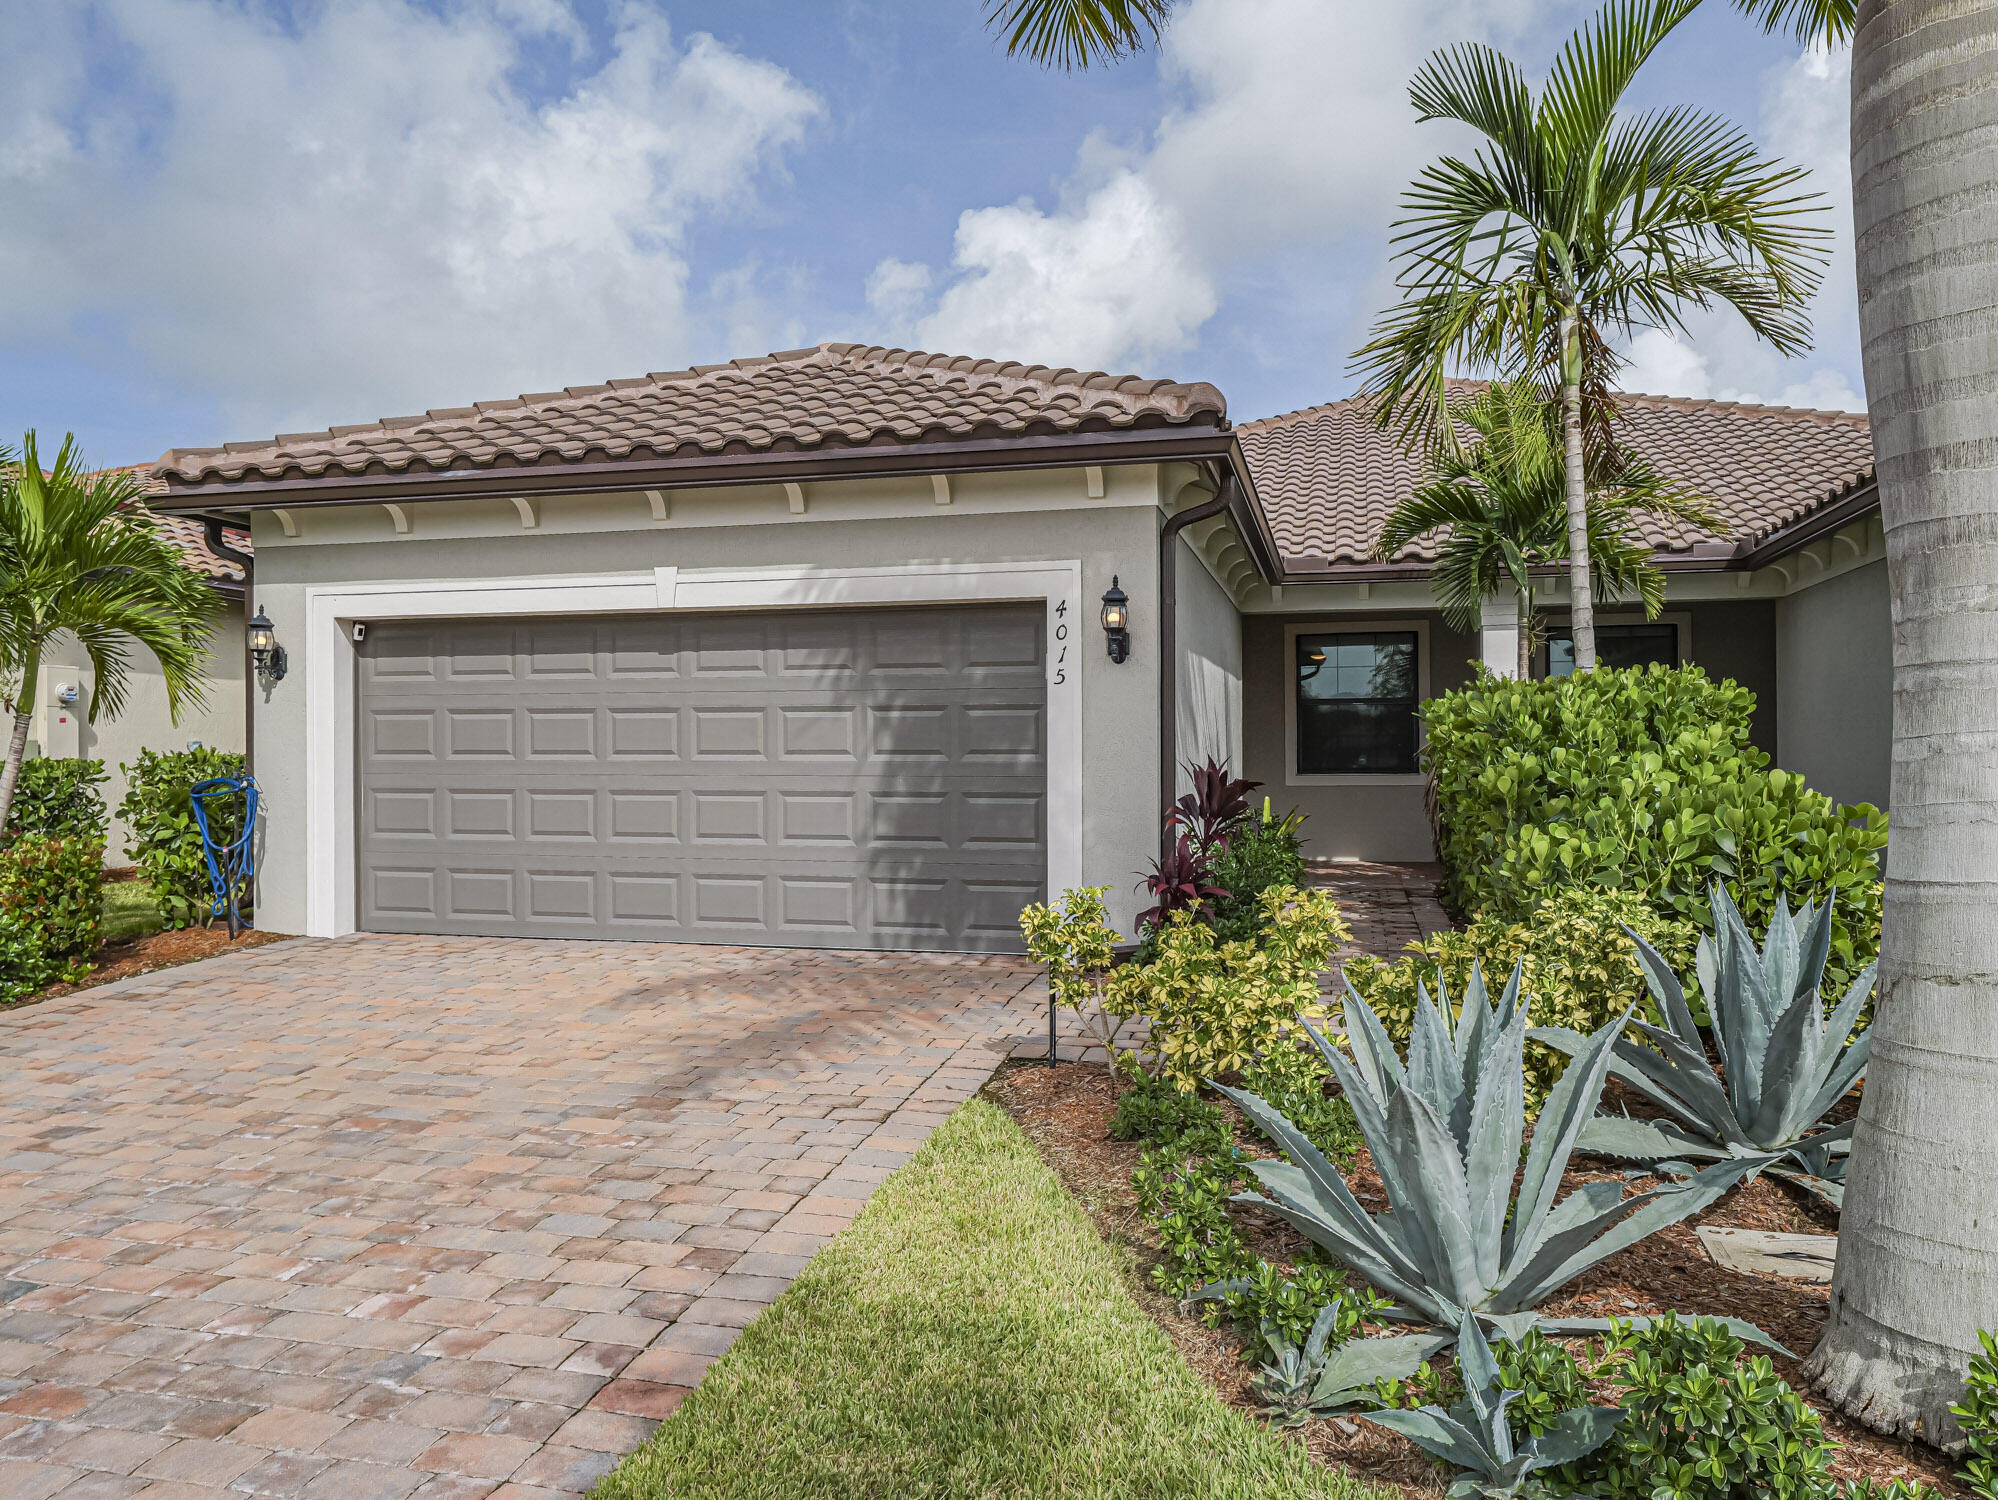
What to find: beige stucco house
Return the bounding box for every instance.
[144,343,1882,949]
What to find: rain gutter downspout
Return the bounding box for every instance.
[203,518,255,773]
[1157,473,1236,853]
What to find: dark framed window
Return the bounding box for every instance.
[1546,623,1680,678]
[1295,630,1421,775]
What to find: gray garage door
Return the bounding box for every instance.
[356,604,1047,952]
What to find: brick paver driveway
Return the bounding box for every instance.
[0,935,1043,1500]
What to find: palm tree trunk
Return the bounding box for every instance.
[1800,0,1998,1450]
[1559,311,1596,672]
[0,641,41,834]
[1516,586,1533,680]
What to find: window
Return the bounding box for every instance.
[1295,631,1420,775]
[1546,623,1679,677]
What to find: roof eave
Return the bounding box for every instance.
[149,423,1234,515]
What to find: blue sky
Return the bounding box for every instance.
[0,1,1858,466]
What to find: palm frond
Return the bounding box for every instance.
[985,0,1169,68]
[1729,0,1853,43]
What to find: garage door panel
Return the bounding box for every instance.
[357,604,1045,951]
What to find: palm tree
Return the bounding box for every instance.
[996,0,1998,1438]
[1350,0,1828,675]
[1375,381,1718,679]
[0,433,220,834]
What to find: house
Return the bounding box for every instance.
[146,343,1882,947]
[25,504,252,861]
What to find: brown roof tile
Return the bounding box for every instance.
[94,465,250,582]
[1239,385,1875,572]
[154,343,1228,488]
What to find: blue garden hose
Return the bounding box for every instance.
[190,776,258,939]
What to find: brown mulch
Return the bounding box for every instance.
[7,924,291,1009]
[985,1059,1967,1499]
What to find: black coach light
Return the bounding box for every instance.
[1100,577,1131,664]
[247,605,287,686]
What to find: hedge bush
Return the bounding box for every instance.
[4,758,109,844]
[1343,885,1698,1105]
[116,747,248,930]
[1421,663,1886,998]
[0,835,103,1001]
[1206,803,1307,946]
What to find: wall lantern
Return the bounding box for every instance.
[1100,577,1131,664]
[247,605,287,686]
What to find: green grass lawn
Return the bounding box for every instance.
[595,1096,1384,1500]
[98,879,164,944]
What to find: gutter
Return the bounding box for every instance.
[1157,474,1237,852]
[149,423,1239,515]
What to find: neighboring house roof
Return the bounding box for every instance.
[153,343,1229,491]
[91,466,251,584]
[1238,386,1876,575]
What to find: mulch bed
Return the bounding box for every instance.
[6,924,292,1009]
[984,1058,1968,1498]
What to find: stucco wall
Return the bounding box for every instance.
[1684,599,1779,759]
[32,611,248,862]
[1775,559,1891,809]
[1174,533,1243,797]
[1241,609,1479,862]
[247,481,1168,939]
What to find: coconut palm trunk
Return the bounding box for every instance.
[1798,0,1998,1449]
[1516,586,1533,679]
[1558,312,1597,672]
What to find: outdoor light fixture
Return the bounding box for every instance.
[1100,577,1131,663]
[247,606,287,686]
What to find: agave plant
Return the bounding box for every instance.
[1367,1311,1623,1499]
[1216,964,1772,1351]
[1250,1303,1449,1426]
[1531,883,1874,1207]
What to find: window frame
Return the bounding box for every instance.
[1538,610,1693,678]
[1283,619,1431,786]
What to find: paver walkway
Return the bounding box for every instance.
[0,936,1047,1500]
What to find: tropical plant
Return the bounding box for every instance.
[1219,965,1767,1351]
[1206,799,1306,944]
[1344,885,1699,1106]
[1377,380,1720,679]
[1017,884,1128,1074]
[983,0,1168,68]
[3,757,108,844]
[0,434,219,834]
[0,835,104,1001]
[1536,883,1872,1206]
[1365,1311,1623,1499]
[1953,1330,1998,1500]
[116,746,247,929]
[1171,757,1259,855]
[1351,0,1827,671]
[1136,832,1230,932]
[1108,884,1348,1090]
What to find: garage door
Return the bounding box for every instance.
[355,604,1047,952]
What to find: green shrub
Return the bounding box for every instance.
[1342,885,1699,1103]
[1532,1313,1833,1500]
[5,758,109,844]
[1953,1329,1998,1500]
[1107,885,1350,1091]
[1110,1064,1231,1146]
[1421,664,1886,1003]
[1239,1048,1361,1167]
[116,747,247,930]
[0,835,104,1001]
[1207,803,1307,945]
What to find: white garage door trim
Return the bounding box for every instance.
[301,560,1085,939]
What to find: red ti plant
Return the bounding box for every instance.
[1170,758,1262,856]
[1137,831,1232,931]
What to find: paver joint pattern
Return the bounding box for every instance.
[0,935,1051,1500]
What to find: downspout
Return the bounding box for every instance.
[203,518,255,774]
[1157,473,1235,854]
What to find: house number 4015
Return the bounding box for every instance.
[1052,598,1069,685]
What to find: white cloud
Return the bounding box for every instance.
[0,0,822,444]
[867,0,1558,378]
[1615,44,1863,413]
